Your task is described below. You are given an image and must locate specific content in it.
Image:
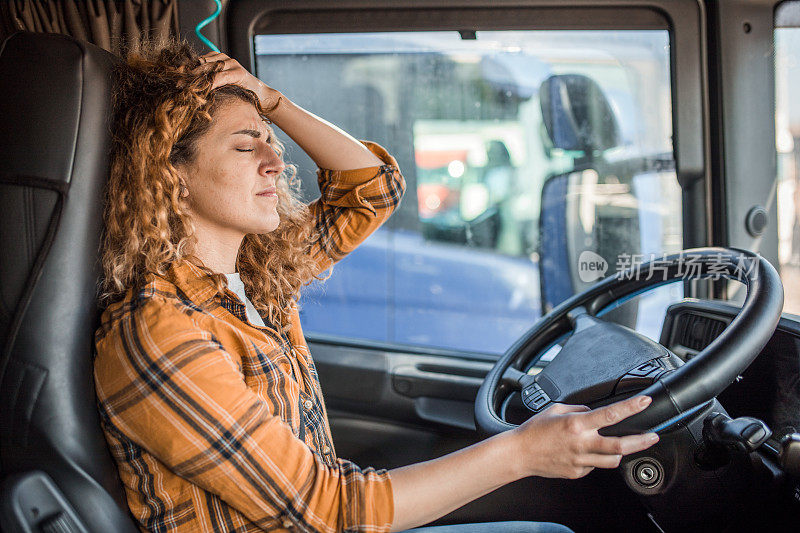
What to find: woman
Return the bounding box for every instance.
[93,39,658,533]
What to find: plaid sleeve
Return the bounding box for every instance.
[94,296,394,532]
[308,141,406,275]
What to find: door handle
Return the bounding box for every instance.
[391,364,488,401]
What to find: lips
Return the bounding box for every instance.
[256,186,277,198]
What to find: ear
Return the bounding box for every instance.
[180,180,189,198]
[174,165,190,198]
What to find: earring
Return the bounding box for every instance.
[180,183,189,198]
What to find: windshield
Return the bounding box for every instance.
[255,29,682,356]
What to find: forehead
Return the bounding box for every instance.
[210,99,266,134]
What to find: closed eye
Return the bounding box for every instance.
[236,148,254,152]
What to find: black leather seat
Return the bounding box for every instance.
[0,31,138,532]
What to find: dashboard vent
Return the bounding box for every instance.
[676,313,728,352]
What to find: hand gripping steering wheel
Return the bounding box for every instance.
[475,248,784,437]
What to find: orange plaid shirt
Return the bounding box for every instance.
[94,141,405,532]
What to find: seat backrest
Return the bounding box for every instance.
[0,31,138,532]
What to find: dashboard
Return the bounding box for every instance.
[660,300,800,442]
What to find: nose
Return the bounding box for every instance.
[260,144,285,177]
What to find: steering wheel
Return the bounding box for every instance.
[475,247,784,437]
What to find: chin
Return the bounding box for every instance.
[254,220,280,235]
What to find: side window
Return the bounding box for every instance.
[776,4,800,317]
[255,30,682,357]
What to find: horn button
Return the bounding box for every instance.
[521,315,682,414]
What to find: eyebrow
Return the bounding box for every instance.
[231,129,263,138]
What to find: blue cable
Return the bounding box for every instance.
[195,0,222,53]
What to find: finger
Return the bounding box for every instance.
[200,51,227,60]
[583,395,651,429]
[209,67,241,82]
[209,70,246,90]
[198,55,235,71]
[582,453,623,469]
[618,432,660,455]
[198,53,221,65]
[210,60,241,74]
[196,59,222,73]
[203,58,235,69]
[544,403,589,415]
[589,432,659,456]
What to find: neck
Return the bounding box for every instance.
[190,222,244,274]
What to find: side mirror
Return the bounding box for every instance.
[538,168,641,329]
[540,74,621,153]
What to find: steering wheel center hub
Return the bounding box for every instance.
[523,309,681,413]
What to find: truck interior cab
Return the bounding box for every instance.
[1,1,800,531]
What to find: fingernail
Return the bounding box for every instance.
[647,432,659,442]
[639,396,652,407]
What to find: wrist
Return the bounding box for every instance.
[490,428,528,483]
[257,84,284,118]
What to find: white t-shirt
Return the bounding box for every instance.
[223,272,267,328]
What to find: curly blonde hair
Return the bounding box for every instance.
[100,37,325,330]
